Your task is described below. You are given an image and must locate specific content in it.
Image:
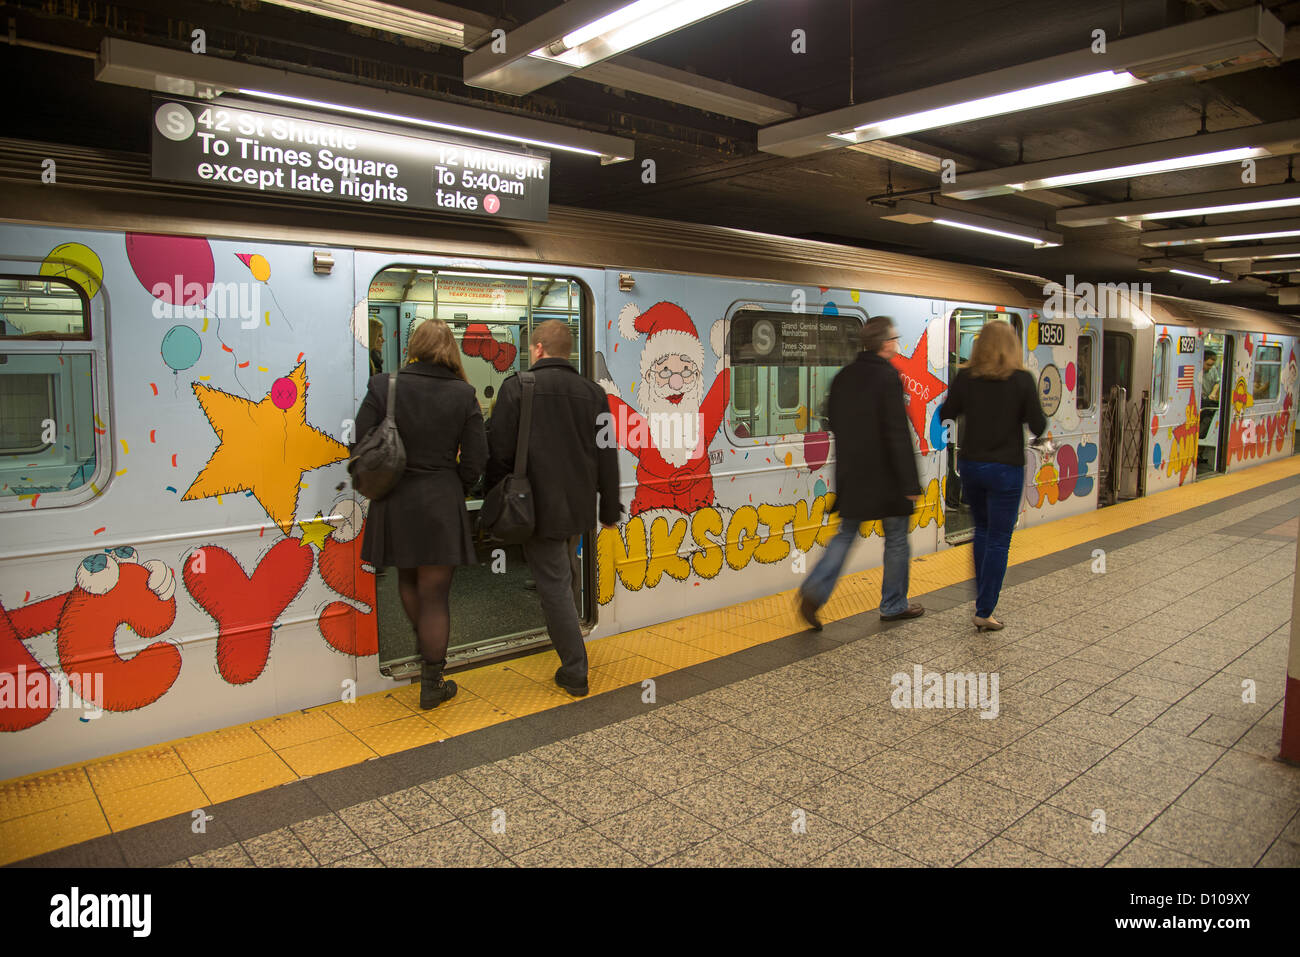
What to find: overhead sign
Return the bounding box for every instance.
[151,96,550,222]
[730,310,860,367]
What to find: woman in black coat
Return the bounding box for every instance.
[937,320,1048,632]
[353,319,487,708]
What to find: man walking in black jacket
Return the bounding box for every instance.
[487,320,622,696]
[797,316,924,629]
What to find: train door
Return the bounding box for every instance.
[942,307,1023,544]
[768,366,804,436]
[1198,332,1232,477]
[363,265,592,676]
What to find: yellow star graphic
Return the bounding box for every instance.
[183,363,348,534]
[298,512,333,549]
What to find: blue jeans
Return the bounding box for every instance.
[959,460,1023,618]
[802,514,911,615]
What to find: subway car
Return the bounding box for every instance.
[1,138,1295,779]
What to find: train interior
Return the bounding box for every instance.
[1198,331,1232,479]
[0,277,97,498]
[363,267,589,675]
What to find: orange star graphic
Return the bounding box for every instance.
[183,363,348,534]
[890,329,947,454]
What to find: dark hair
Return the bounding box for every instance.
[860,316,895,352]
[531,319,572,358]
[1204,350,1217,359]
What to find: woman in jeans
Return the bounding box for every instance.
[938,321,1047,631]
[354,319,487,707]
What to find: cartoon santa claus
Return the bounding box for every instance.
[598,301,727,517]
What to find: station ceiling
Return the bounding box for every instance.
[5,0,1300,315]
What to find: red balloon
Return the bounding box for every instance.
[126,233,215,305]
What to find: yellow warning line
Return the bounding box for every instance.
[2,456,1298,865]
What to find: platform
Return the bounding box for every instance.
[6,459,1300,868]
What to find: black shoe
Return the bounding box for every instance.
[880,604,925,621]
[555,669,589,697]
[796,591,823,631]
[420,660,458,710]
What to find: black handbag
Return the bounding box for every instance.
[480,371,536,544]
[348,372,406,501]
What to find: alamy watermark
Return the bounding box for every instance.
[1042,274,1151,321]
[151,276,263,329]
[890,665,999,719]
[0,666,103,719]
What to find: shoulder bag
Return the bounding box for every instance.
[348,372,407,500]
[480,371,536,544]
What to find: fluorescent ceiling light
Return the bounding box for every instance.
[1169,267,1231,284]
[1204,241,1300,262]
[880,199,1062,248]
[95,38,634,163]
[829,72,1143,144]
[1141,217,1300,247]
[464,0,755,96]
[256,1,467,47]
[946,119,1300,200]
[847,141,947,174]
[759,6,1284,157]
[1058,182,1300,227]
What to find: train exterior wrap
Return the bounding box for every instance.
[0,216,1288,780]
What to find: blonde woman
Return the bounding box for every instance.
[353,319,486,707]
[937,321,1047,631]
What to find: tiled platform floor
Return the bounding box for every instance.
[22,472,1300,868]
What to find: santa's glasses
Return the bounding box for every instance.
[652,366,697,381]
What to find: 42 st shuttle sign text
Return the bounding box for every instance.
[151,96,551,222]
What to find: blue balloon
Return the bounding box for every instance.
[161,325,202,371]
[822,302,839,315]
[1153,443,1163,467]
[813,478,828,498]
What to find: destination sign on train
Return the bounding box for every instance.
[729,309,861,366]
[150,96,550,222]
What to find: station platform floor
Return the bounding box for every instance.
[6,459,1300,868]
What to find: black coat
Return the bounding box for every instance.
[827,350,922,520]
[486,357,622,539]
[353,361,487,567]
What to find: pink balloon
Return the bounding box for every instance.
[1065,362,1076,391]
[126,233,214,304]
[271,377,298,410]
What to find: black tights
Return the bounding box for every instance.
[397,565,454,665]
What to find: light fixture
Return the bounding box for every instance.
[1203,241,1300,262]
[945,119,1300,200]
[1168,267,1231,284]
[759,6,1284,157]
[1141,217,1300,247]
[1237,258,1300,275]
[255,1,474,48]
[1057,182,1300,228]
[464,0,755,96]
[95,38,635,163]
[879,199,1062,248]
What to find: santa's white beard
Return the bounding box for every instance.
[638,375,705,467]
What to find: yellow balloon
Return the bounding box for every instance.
[849,290,860,302]
[40,242,103,300]
[1027,318,1039,351]
[250,254,271,282]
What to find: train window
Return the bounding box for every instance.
[1254,343,1282,401]
[1077,334,1094,411]
[950,310,1023,363]
[1153,336,1171,408]
[1102,333,1132,394]
[0,353,98,498]
[728,309,860,438]
[0,276,90,339]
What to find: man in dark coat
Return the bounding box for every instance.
[797,316,924,629]
[487,320,622,696]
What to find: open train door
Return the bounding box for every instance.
[1198,331,1233,478]
[360,261,594,677]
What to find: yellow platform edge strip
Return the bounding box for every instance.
[2,457,1298,865]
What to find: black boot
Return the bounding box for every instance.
[420,660,458,710]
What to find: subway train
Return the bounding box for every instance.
[1,137,1296,779]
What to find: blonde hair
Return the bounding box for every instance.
[965,320,1022,380]
[407,319,467,381]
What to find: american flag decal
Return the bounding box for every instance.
[1176,365,1196,391]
